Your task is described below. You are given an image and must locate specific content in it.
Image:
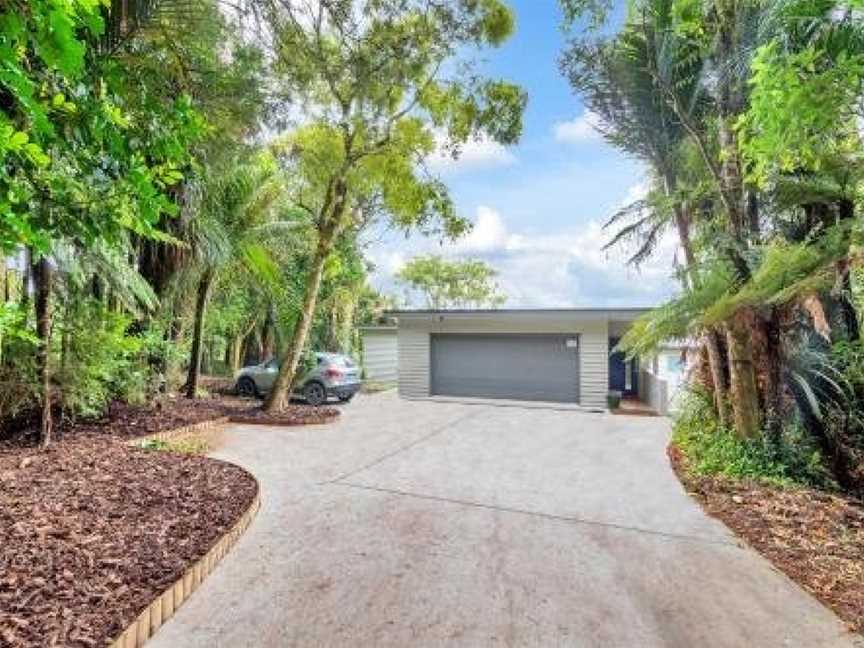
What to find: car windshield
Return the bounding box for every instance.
[319,353,355,368]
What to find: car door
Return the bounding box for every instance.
[257,358,280,391]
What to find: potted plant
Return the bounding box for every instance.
[607,390,622,410]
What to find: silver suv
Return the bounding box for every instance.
[234,352,362,405]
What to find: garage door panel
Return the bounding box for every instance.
[431,334,579,403]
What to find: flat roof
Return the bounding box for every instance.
[386,307,653,316]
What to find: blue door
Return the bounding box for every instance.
[609,337,639,396]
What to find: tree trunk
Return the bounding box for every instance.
[834,258,860,342]
[242,328,262,366]
[261,304,275,361]
[232,319,257,371]
[231,335,244,373]
[20,247,31,308]
[32,254,53,448]
[663,171,732,424]
[185,268,214,399]
[763,308,784,440]
[208,337,218,373]
[263,233,334,412]
[725,315,761,438]
[704,329,730,427]
[802,294,832,341]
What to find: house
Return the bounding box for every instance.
[360,326,398,383]
[641,340,692,413]
[387,308,654,410]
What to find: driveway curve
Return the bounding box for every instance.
[149,392,860,648]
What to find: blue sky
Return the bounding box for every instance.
[367,0,679,308]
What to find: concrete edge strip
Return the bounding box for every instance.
[336,481,736,548]
[111,418,261,648]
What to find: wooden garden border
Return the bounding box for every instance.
[136,416,231,444]
[111,417,259,648]
[226,411,340,426]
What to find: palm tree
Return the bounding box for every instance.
[561,1,733,424]
[183,153,293,398]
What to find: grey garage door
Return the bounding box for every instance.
[430,334,580,403]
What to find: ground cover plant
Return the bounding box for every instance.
[665,379,864,632]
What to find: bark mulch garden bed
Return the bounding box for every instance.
[0,394,339,647]
[227,403,339,426]
[669,444,864,635]
[46,394,339,442]
[0,391,340,648]
[0,437,258,647]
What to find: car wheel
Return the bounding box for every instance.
[236,377,259,398]
[303,381,327,406]
[338,394,354,403]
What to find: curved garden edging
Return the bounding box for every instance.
[107,491,260,648]
[108,418,260,648]
[136,416,231,444]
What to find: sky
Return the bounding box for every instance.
[365,0,680,309]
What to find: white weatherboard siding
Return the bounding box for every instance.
[361,328,398,382]
[398,327,430,398]
[579,321,609,409]
[396,312,615,409]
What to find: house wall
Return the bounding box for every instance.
[360,328,398,382]
[397,314,610,409]
[638,368,670,416]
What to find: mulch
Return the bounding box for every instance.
[669,444,864,635]
[0,394,336,648]
[227,403,339,426]
[0,438,258,647]
[43,395,338,441]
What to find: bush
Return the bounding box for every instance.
[0,305,39,425]
[672,388,831,488]
[54,301,146,419]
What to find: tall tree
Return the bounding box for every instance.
[1,0,205,444]
[396,255,506,309]
[259,0,526,412]
[560,5,732,425]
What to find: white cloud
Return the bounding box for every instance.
[368,250,406,275]
[454,206,521,253]
[368,203,680,309]
[426,134,517,173]
[622,180,649,205]
[553,110,604,144]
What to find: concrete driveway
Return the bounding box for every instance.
[149,393,859,648]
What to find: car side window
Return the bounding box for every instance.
[265,358,279,370]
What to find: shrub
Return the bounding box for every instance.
[54,301,145,419]
[672,388,831,488]
[0,305,40,430]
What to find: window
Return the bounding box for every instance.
[624,359,632,390]
[665,354,683,374]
